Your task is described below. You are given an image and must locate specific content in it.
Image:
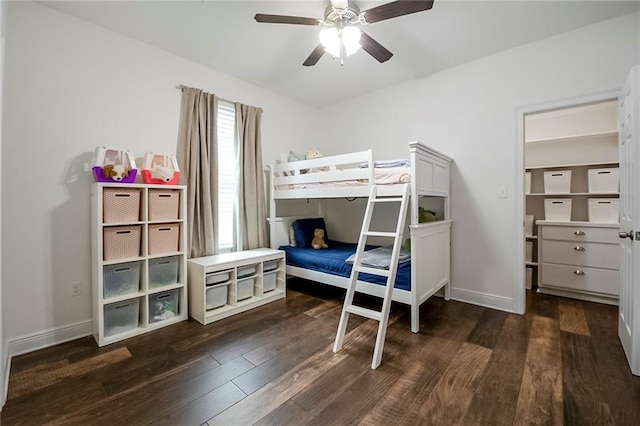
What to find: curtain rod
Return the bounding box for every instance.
[175,85,234,105]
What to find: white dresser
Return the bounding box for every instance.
[537,221,619,304]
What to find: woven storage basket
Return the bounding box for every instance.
[544,199,572,222]
[588,168,619,193]
[148,189,180,221]
[103,188,141,223]
[148,223,180,255]
[103,225,142,260]
[588,198,620,223]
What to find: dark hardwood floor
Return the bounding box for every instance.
[2,278,639,425]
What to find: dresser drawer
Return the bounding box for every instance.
[540,225,619,244]
[540,263,619,296]
[540,240,619,269]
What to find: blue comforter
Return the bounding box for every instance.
[279,241,411,291]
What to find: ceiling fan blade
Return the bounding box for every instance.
[360,31,393,63]
[254,14,321,26]
[363,0,434,24]
[303,44,326,66]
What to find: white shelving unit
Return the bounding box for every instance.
[91,183,188,346]
[187,248,286,325]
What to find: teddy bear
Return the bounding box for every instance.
[306,148,328,172]
[150,164,174,182]
[102,164,129,181]
[311,228,328,249]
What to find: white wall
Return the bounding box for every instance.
[1,1,319,347]
[318,11,640,308]
[0,0,5,410]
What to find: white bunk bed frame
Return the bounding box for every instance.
[268,141,453,332]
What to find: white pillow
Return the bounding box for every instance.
[289,224,296,247]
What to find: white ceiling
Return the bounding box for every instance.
[40,0,640,108]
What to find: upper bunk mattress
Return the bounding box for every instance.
[276,166,410,190]
[279,241,411,291]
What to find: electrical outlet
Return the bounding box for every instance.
[71,281,82,297]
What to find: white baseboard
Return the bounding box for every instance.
[7,320,93,358]
[450,287,515,313]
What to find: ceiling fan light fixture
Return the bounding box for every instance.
[319,27,341,57]
[320,25,361,58]
[342,25,361,56]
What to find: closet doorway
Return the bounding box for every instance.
[523,98,620,304]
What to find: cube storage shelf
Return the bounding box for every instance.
[188,248,286,325]
[92,183,188,346]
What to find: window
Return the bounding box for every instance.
[216,100,237,252]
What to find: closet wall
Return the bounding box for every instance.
[524,100,619,303]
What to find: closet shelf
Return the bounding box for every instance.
[525,130,618,145]
[526,192,619,197]
[526,161,619,170]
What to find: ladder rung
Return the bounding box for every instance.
[345,305,382,321]
[363,231,396,238]
[355,265,391,277]
[371,197,403,203]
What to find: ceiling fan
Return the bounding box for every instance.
[254,0,435,66]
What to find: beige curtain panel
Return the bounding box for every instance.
[236,103,268,250]
[176,87,218,258]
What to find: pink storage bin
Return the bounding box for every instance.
[103,225,142,260]
[148,223,180,255]
[148,189,180,221]
[103,188,141,223]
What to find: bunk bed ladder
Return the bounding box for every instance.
[333,183,410,369]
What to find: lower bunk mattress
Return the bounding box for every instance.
[279,241,411,291]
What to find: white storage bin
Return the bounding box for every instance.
[543,170,572,194]
[588,168,619,193]
[206,283,229,310]
[263,271,277,293]
[104,300,139,337]
[525,242,533,263]
[237,277,255,301]
[263,260,279,272]
[525,172,532,194]
[525,268,532,290]
[206,271,231,285]
[103,261,140,298]
[588,198,620,223]
[148,256,179,288]
[544,199,572,222]
[237,264,258,279]
[525,215,534,237]
[148,289,180,323]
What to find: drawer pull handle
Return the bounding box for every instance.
[574,231,585,236]
[574,246,585,251]
[574,270,585,276]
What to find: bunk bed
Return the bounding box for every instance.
[267,141,453,332]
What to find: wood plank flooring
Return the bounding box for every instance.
[2,278,639,425]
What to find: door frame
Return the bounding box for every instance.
[514,89,620,314]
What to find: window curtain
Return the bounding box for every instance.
[176,87,218,258]
[236,102,268,250]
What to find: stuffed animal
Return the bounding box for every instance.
[102,164,129,181]
[306,148,323,159]
[150,164,174,182]
[418,207,437,223]
[306,149,327,172]
[311,228,328,249]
